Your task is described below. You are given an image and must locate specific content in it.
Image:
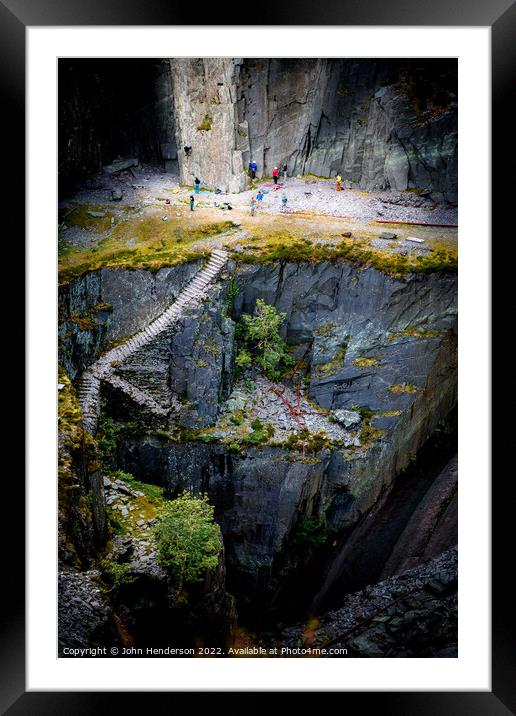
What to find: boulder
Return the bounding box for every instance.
[332,409,361,428]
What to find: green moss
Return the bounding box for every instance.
[388,383,418,394]
[100,559,137,591]
[293,516,329,554]
[197,114,213,131]
[113,469,164,501]
[58,215,235,283]
[352,356,380,368]
[234,230,457,277]
[203,336,222,357]
[315,346,347,377]
[360,422,385,447]
[229,410,246,425]
[313,323,335,336]
[61,205,115,233]
[388,327,441,340]
[283,430,332,454]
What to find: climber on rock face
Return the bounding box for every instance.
[249,160,257,180]
[184,145,192,156]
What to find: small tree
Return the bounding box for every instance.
[236,299,294,380]
[154,492,221,588]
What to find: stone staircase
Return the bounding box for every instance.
[78,249,229,434]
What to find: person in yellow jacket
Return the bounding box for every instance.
[336,175,342,191]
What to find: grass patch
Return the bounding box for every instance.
[352,356,380,368]
[61,205,115,233]
[388,327,441,340]
[197,114,213,131]
[58,213,235,283]
[233,226,457,277]
[315,346,347,377]
[113,469,164,501]
[313,323,335,336]
[282,430,332,454]
[388,383,418,394]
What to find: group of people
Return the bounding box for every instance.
[249,188,288,216]
[249,160,288,184]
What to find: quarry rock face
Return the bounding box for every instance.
[60,58,457,201]
[170,58,248,193]
[63,260,458,596]
[235,59,457,201]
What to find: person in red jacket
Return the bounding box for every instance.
[272,167,279,185]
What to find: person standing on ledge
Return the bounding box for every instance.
[194,177,201,195]
[250,195,257,216]
[336,174,342,191]
[272,166,280,185]
[190,195,195,211]
[249,159,257,180]
[282,162,288,181]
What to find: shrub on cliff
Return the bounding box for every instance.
[154,492,221,588]
[235,299,294,380]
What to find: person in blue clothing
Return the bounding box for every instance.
[189,195,195,211]
[194,177,201,194]
[249,160,257,180]
[256,189,264,205]
[281,192,288,210]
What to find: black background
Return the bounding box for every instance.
[2,0,514,711]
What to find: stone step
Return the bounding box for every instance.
[78,249,229,433]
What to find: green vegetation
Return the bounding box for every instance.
[226,277,239,316]
[235,230,457,277]
[58,366,83,442]
[313,323,335,336]
[283,430,332,454]
[113,469,164,501]
[61,205,115,233]
[360,422,385,448]
[388,383,418,394]
[315,346,347,377]
[242,418,275,446]
[154,492,221,587]
[235,299,295,380]
[352,356,380,368]
[388,327,441,340]
[96,412,145,465]
[293,516,329,554]
[196,114,213,131]
[58,213,235,283]
[100,559,137,591]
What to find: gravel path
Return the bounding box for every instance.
[60,163,458,230]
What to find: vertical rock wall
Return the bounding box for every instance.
[169,58,248,192]
[236,59,457,201]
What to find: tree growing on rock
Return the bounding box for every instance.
[154,492,221,588]
[235,299,294,380]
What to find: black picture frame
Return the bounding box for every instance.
[4,0,513,711]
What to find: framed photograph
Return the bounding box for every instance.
[4,0,511,709]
